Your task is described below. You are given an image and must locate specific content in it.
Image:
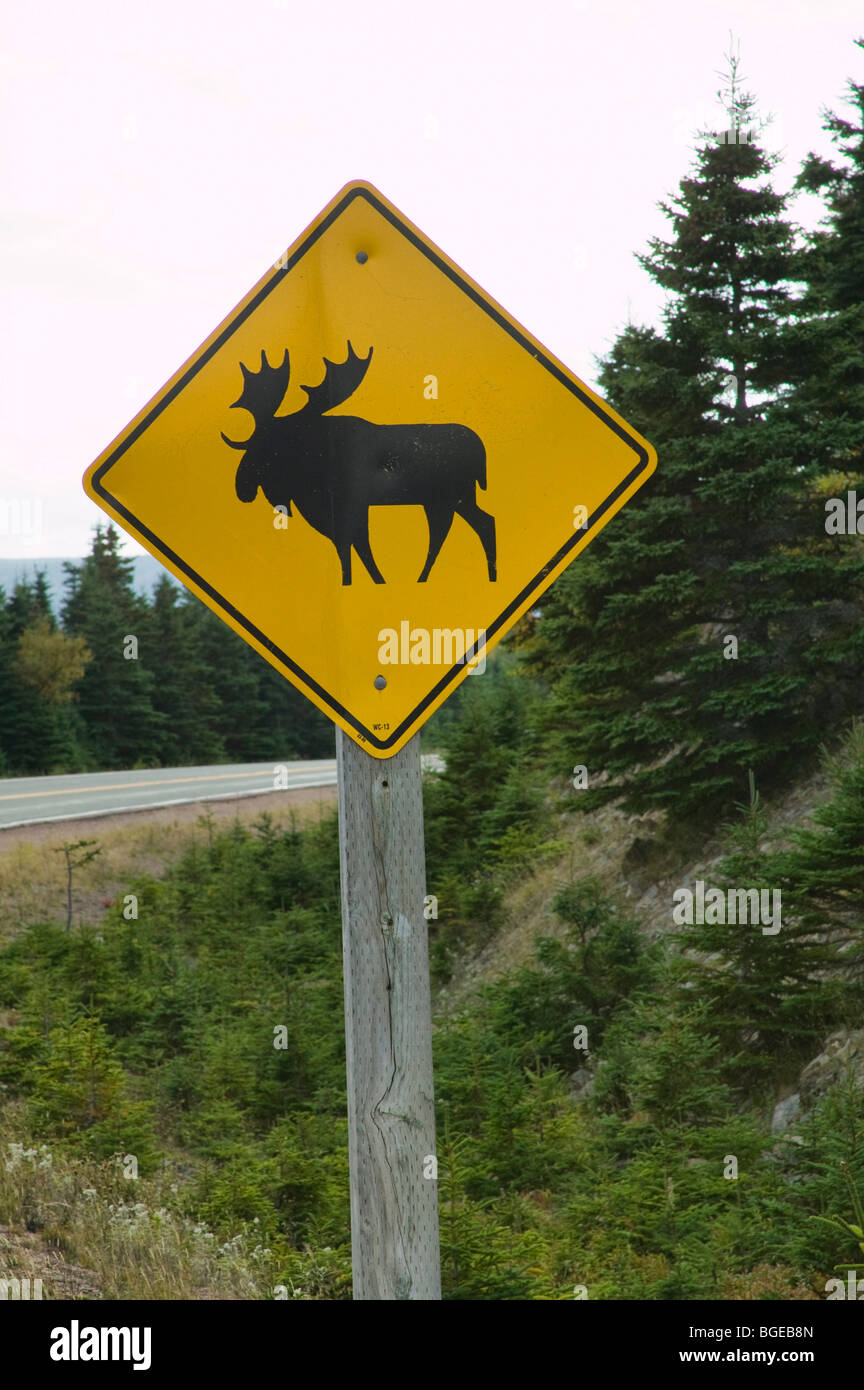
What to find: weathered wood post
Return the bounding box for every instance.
[336,729,441,1300]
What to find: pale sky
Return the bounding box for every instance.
[1,0,861,559]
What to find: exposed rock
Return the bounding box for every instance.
[568,1067,594,1102]
[771,1092,802,1134]
[622,836,662,894]
[623,837,655,870]
[799,1029,864,1107]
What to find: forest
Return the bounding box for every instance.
[0,45,863,1300]
[0,531,333,776]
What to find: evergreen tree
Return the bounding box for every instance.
[148,581,225,765]
[150,585,332,766]
[0,591,12,775]
[774,720,864,972]
[524,53,864,820]
[769,37,864,734]
[184,602,269,762]
[255,660,334,761]
[423,654,542,882]
[680,788,833,1090]
[791,37,864,484]
[61,526,164,768]
[0,578,87,773]
[682,722,864,1089]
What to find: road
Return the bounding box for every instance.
[0,755,446,831]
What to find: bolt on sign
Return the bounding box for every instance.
[83,180,656,757]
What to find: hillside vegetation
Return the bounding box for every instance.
[0,716,863,1298]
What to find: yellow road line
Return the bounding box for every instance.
[0,770,286,803]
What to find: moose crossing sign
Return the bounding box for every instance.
[83,180,656,757]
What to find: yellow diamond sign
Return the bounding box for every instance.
[83,180,656,757]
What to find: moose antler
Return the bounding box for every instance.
[300,342,373,415]
[221,348,291,448]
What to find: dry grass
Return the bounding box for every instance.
[0,1104,278,1300]
[0,788,336,943]
[435,757,836,1016]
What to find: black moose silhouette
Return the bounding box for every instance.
[221,343,497,586]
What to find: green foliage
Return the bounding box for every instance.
[423,652,546,879]
[814,1163,864,1273]
[0,783,862,1298]
[423,653,549,983]
[683,724,864,1089]
[792,40,864,481]
[485,878,651,1068]
[25,1017,160,1171]
[0,576,85,773]
[0,525,333,775]
[521,58,864,821]
[768,1076,864,1275]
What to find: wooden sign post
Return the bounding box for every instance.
[336,729,441,1300]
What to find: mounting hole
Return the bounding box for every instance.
[356,250,368,264]
[374,674,387,690]
[382,780,388,789]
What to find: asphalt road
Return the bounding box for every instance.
[0,761,336,831]
[0,756,446,831]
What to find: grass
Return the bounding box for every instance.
[0,794,335,945]
[0,1103,279,1300]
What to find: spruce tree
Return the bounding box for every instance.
[423,656,541,882]
[184,600,334,764]
[792,38,864,483]
[184,601,269,762]
[777,39,864,731]
[255,660,334,761]
[524,52,863,819]
[683,724,864,1090]
[61,526,164,769]
[148,580,225,765]
[0,579,87,774]
[0,591,12,775]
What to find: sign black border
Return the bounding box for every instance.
[90,186,652,752]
